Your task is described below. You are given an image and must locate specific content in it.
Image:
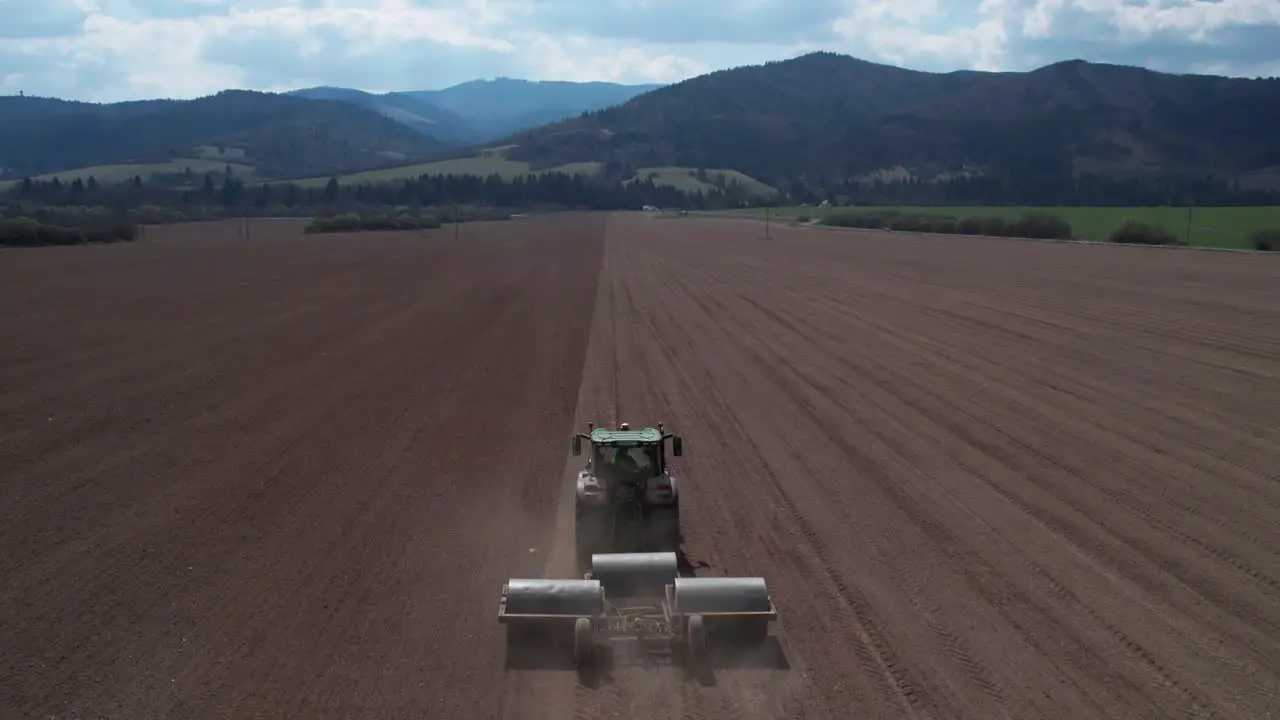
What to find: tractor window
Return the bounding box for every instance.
[595,445,661,475]
[628,446,658,473]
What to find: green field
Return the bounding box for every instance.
[296,161,776,194]
[284,148,775,197]
[1,141,780,199]
[628,167,775,197]
[0,158,256,190]
[286,159,603,188]
[193,145,250,162]
[719,205,1280,249]
[285,148,603,188]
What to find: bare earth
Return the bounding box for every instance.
[2,214,1278,720]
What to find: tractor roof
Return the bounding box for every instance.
[590,427,663,444]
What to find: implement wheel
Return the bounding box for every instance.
[686,614,706,662]
[573,618,594,667]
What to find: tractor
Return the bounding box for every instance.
[571,422,683,570]
[500,423,778,669]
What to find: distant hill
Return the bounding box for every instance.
[502,52,1280,189]
[0,90,453,181]
[0,78,664,185]
[10,58,1278,201]
[285,86,475,143]
[271,144,774,202]
[288,78,664,144]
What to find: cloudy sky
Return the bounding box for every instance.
[1,0,1278,101]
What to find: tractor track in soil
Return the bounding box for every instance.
[3,212,1279,719]
[509,213,1280,720]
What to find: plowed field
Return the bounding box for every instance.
[3,213,1278,720]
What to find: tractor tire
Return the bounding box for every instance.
[574,506,597,571]
[666,516,682,551]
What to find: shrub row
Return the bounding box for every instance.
[822,209,1074,240]
[1105,222,1280,250]
[0,216,138,247]
[305,207,513,234]
[823,210,1280,251]
[1105,219,1185,246]
[305,212,442,234]
[1251,229,1280,251]
[437,205,515,223]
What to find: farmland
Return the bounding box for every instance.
[718,205,1280,249]
[0,138,767,200]
[0,147,264,191]
[285,153,774,197]
[0,158,257,190]
[2,214,1278,719]
[286,153,604,188]
[0,145,601,192]
[310,158,601,185]
[626,167,776,197]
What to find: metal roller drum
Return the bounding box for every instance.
[673,576,774,615]
[590,552,679,598]
[503,579,604,617]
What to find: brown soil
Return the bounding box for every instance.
[3,213,1278,720]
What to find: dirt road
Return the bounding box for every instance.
[3,213,1278,719]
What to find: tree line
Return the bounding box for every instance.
[2,168,738,215]
[0,168,739,246]
[779,169,1280,207]
[9,165,1280,217]
[6,160,1280,248]
[820,208,1279,251]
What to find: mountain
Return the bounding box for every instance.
[0,96,178,121]
[289,78,664,144]
[402,78,666,142]
[501,52,1280,187]
[286,86,475,143]
[11,58,1275,196]
[0,90,454,181]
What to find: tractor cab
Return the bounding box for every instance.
[572,422,683,477]
[597,444,659,477]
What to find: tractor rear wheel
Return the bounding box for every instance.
[574,506,598,571]
[574,537,592,573]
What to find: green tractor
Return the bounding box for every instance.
[571,422,684,570]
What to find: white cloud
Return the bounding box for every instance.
[833,5,1009,72]
[0,0,1278,101]
[524,35,713,83]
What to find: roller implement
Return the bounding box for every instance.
[571,421,683,569]
[498,551,777,667]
